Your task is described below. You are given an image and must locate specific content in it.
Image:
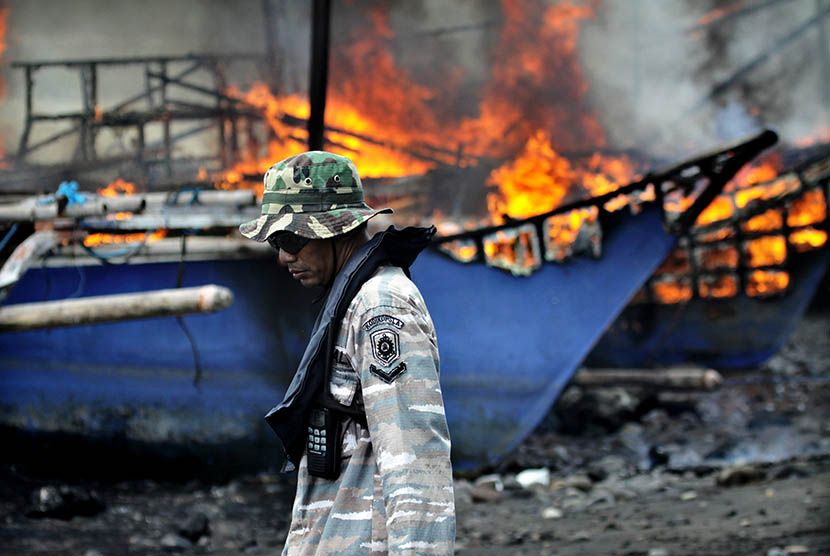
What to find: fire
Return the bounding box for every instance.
[486,131,573,222]
[482,225,541,275]
[217,0,616,221]
[697,245,738,270]
[696,196,735,226]
[744,236,787,267]
[787,189,826,227]
[736,159,779,188]
[695,158,785,226]
[653,278,692,304]
[655,249,691,274]
[742,209,783,232]
[789,228,828,252]
[746,269,789,297]
[646,153,828,304]
[98,178,136,197]
[457,1,602,156]
[734,175,800,209]
[486,131,636,223]
[543,207,599,261]
[438,239,479,263]
[698,275,738,299]
[83,229,167,248]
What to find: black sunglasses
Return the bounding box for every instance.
[267,233,311,255]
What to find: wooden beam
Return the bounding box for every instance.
[574,366,723,390]
[0,285,234,333]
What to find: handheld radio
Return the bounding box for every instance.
[306,407,342,479]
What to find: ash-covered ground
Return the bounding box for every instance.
[1,312,828,556]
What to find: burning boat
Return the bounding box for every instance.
[1,2,828,471]
[0,126,781,470]
[588,154,830,369]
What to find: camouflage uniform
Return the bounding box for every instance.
[240,152,455,555]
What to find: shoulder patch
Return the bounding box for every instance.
[362,314,404,331]
[370,329,399,366]
[369,362,407,384]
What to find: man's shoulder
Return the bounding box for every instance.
[352,265,424,316]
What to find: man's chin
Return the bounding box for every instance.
[297,276,319,288]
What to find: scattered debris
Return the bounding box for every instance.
[27,485,105,520]
[717,464,768,487]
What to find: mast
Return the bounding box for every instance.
[308,0,331,151]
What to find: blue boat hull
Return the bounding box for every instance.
[586,248,830,370]
[0,208,676,470]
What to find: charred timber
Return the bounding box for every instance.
[574,367,723,391]
[10,53,266,69]
[28,107,262,125]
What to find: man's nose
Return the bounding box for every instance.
[278,248,296,266]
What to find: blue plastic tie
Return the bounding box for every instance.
[56,181,87,207]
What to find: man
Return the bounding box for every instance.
[239,151,455,555]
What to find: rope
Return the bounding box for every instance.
[0,223,19,253]
[166,186,203,207]
[173,234,203,388]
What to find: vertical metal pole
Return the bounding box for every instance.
[145,63,155,109]
[136,122,148,189]
[78,64,98,161]
[87,63,98,160]
[261,0,280,92]
[308,0,331,151]
[17,66,34,162]
[230,114,240,164]
[215,63,228,168]
[160,61,172,177]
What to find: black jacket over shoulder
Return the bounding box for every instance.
[264,225,436,467]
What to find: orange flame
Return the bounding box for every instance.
[697,245,738,270]
[486,131,636,223]
[742,209,783,233]
[653,278,693,304]
[746,269,789,297]
[787,189,826,227]
[650,156,827,303]
[789,228,828,252]
[98,178,136,197]
[744,236,787,267]
[218,0,615,220]
[698,274,738,298]
[83,229,167,248]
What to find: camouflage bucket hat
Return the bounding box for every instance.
[239,151,392,242]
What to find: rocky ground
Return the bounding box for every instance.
[1,313,828,556]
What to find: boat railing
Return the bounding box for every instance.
[433,129,781,276]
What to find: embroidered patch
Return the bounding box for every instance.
[369,362,407,384]
[362,314,404,331]
[370,329,399,366]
